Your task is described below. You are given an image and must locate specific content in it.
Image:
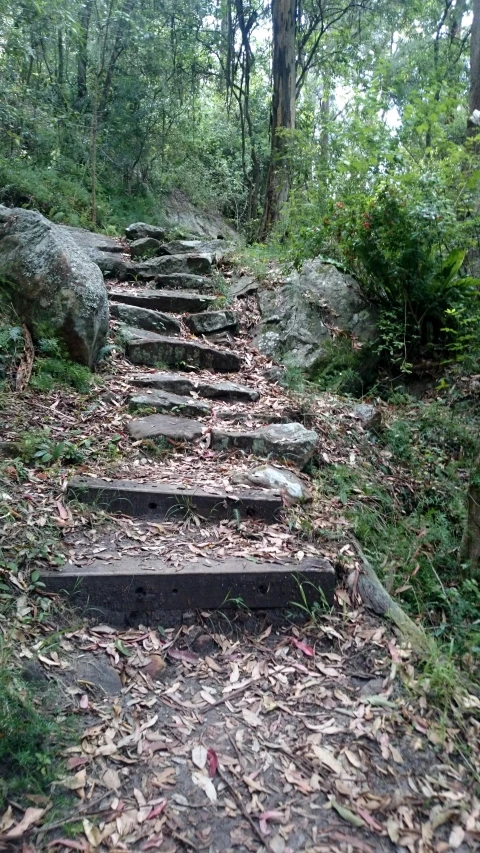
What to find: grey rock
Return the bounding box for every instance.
[125,330,241,372]
[0,206,108,366]
[109,302,180,335]
[185,310,237,336]
[131,373,259,402]
[211,422,318,467]
[154,274,208,290]
[254,260,378,374]
[159,239,229,261]
[129,236,162,258]
[129,390,211,418]
[198,380,259,402]
[230,275,258,298]
[63,226,124,258]
[352,403,382,431]
[135,253,213,278]
[162,189,238,240]
[109,288,216,314]
[125,222,166,241]
[71,653,122,696]
[231,464,310,502]
[96,256,134,278]
[128,413,204,442]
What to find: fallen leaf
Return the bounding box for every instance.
[5,808,45,839]
[59,769,87,791]
[242,708,262,728]
[330,799,366,828]
[291,638,314,657]
[312,745,344,775]
[47,840,88,851]
[192,771,217,803]
[192,745,208,769]
[207,748,218,778]
[448,826,465,849]
[102,768,121,790]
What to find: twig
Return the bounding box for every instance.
[34,793,112,836]
[165,819,200,851]
[216,765,273,853]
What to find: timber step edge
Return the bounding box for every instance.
[39,555,336,615]
[68,476,283,521]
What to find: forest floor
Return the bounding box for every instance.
[0,273,480,852]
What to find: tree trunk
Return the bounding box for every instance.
[460,456,480,578]
[259,0,296,239]
[77,0,93,107]
[468,0,480,138]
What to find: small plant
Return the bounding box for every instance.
[19,430,88,467]
[30,338,94,393]
[290,574,332,623]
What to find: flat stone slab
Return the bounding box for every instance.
[109,302,180,335]
[40,555,335,617]
[211,422,318,467]
[68,476,283,522]
[135,254,212,278]
[128,413,204,442]
[185,310,237,335]
[128,390,211,418]
[159,239,229,260]
[109,289,216,314]
[154,274,208,290]
[125,331,242,372]
[131,373,259,401]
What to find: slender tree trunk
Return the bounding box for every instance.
[77,0,93,107]
[259,0,296,239]
[468,0,480,139]
[91,94,98,225]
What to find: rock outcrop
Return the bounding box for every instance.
[0,206,108,366]
[254,260,378,374]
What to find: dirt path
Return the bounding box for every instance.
[0,240,479,851]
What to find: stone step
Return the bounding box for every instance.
[39,555,335,620]
[128,412,204,442]
[67,476,283,522]
[211,422,318,467]
[131,372,260,402]
[153,274,209,290]
[133,253,213,278]
[109,289,216,314]
[185,310,237,336]
[129,391,211,418]
[109,302,180,335]
[125,330,241,372]
[158,239,228,260]
[127,412,317,466]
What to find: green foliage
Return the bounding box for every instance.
[18,430,89,467]
[315,398,480,675]
[31,339,93,393]
[0,661,65,807]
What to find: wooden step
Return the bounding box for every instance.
[109,289,216,314]
[131,372,259,402]
[125,331,241,372]
[67,476,283,521]
[39,555,335,619]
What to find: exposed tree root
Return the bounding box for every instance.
[348,537,435,658]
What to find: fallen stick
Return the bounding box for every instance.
[348,537,435,658]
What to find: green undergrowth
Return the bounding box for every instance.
[314,397,480,677]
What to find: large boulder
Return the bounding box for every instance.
[254,260,378,374]
[0,206,108,366]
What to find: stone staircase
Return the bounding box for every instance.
[40,230,335,622]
